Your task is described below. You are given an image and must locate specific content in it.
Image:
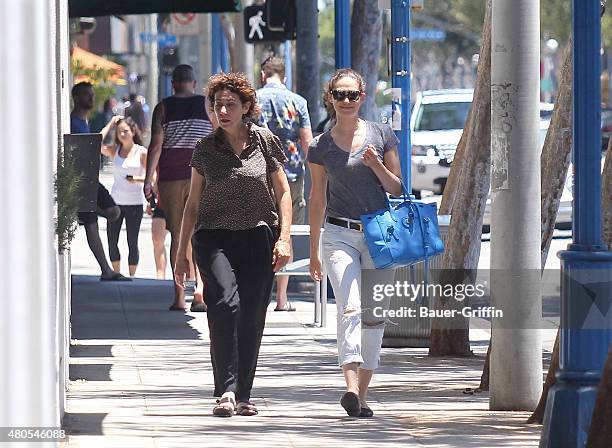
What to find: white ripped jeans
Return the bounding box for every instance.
[322,222,396,370]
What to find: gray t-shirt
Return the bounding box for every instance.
[307,121,400,220]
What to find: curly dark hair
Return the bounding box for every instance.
[115,117,143,146]
[206,72,257,119]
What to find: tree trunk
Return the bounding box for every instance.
[429,0,491,357]
[439,105,473,214]
[527,330,560,424]
[586,343,612,447]
[540,40,573,267]
[351,0,382,121]
[479,342,491,390]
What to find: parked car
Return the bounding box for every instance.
[410,89,473,195]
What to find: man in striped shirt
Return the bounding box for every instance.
[144,65,213,311]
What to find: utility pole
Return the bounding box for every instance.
[489,0,542,410]
[0,0,58,432]
[296,0,320,126]
[146,14,159,108]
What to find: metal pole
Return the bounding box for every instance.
[335,0,351,68]
[489,0,542,411]
[211,14,222,74]
[146,14,159,111]
[391,0,411,189]
[220,22,230,73]
[284,40,293,90]
[296,0,320,126]
[0,0,58,441]
[541,1,612,446]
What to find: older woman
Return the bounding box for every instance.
[175,72,292,417]
[308,69,402,418]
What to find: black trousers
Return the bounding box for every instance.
[107,204,144,265]
[192,226,276,402]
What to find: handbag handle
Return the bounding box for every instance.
[383,180,411,220]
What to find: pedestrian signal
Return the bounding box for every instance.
[243,4,295,43]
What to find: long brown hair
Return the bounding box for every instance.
[114,117,143,147]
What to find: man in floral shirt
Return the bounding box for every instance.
[257,56,313,311]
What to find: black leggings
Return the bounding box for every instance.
[107,205,143,265]
[192,226,276,402]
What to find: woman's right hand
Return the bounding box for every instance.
[309,255,323,282]
[174,255,191,289]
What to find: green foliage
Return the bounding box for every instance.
[55,148,82,251]
[71,60,117,116]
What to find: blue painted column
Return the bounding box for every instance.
[540,1,612,447]
[391,0,411,189]
[220,25,230,73]
[211,14,223,74]
[334,0,351,68]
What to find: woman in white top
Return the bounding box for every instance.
[101,116,148,277]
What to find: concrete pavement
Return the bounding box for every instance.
[62,271,552,447]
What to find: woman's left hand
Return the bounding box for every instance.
[272,239,291,272]
[361,144,383,168]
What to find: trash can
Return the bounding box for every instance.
[382,215,450,347]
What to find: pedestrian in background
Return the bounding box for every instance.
[101,116,147,278]
[257,56,313,312]
[147,181,169,280]
[308,69,402,418]
[144,64,213,312]
[70,82,129,282]
[175,72,292,417]
[125,93,146,134]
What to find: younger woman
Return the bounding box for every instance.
[101,116,147,277]
[308,69,402,418]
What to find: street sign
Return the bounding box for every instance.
[171,13,200,36]
[412,29,446,41]
[243,4,295,43]
[139,32,178,48]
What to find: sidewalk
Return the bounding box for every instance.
[62,273,548,448]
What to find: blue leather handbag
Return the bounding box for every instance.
[360,184,445,270]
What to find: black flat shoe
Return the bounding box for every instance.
[359,407,374,418]
[340,392,361,417]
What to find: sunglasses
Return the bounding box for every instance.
[330,89,361,102]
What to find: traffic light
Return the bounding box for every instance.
[265,0,296,35]
[161,48,179,74]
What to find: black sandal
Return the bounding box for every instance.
[359,406,374,418]
[340,392,361,417]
